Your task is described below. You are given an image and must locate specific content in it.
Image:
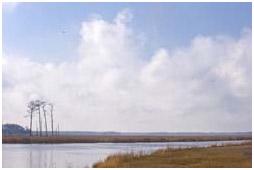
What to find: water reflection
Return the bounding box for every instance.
[27,145,55,168]
[3,140,248,168]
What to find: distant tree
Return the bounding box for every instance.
[58,123,60,136]
[48,103,54,136]
[36,122,38,136]
[34,100,45,136]
[42,103,48,136]
[27,101,36,136]
[26,100,55,137]
[2,124,29,135]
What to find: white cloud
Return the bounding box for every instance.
[3,10,252,132]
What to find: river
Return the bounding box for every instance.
[2,140,248,168]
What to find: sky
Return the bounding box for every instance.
[2,2,252,132]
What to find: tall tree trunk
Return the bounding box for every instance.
[38,107,42,136]
[50,105,54,136]
[36,122,38,136]
[51,112,54,136]
[56,124,59,136]
[43,106,48,136]
[30,110,33,136]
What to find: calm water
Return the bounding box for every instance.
[3,140,248,168]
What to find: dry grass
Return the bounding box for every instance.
[93,142,252,168]
[2,134,251,144]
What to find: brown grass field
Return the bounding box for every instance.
[2,134,251,144]
[93,142,252,168]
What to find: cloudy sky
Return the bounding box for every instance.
[3,3,252,132]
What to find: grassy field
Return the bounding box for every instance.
[93,142,252,168]
[2,134,251,144]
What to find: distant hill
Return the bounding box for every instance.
[2,124,29,136]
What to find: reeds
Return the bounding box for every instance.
[2,134,251,144]
[93,142,252,168]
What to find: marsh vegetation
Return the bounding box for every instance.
[3,134,251,144]
[93,142,252,168]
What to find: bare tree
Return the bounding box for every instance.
[34,100,45,136]
[58,124,60,136]
[42,103,48,136]
[55,124,59,136]
[27,101,36,136]
[36,122,38,136]
[48,103,54,136]
[37,107,42,136]
[38,103,42,136]
[25,100,55,137]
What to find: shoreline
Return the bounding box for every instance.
[3,135,251,144]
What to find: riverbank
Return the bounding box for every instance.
[93,142,252,168]
[2,134,251,144]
